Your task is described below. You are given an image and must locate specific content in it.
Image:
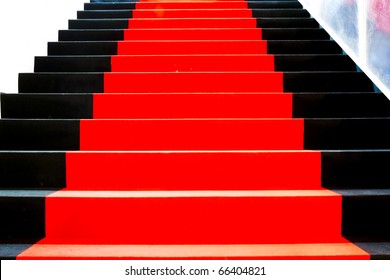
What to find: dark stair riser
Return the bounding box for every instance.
[322,151,390,189]
[0,153,65,190]
[33,55,356,72]
[293,93,390,118]
[336,190,390,242]
[0,195,46,242]
[0,94,93,119]
[46,41,341,55]
[0,120,79,150]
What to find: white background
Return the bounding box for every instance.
[0,0,85,93]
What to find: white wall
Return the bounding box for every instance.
[0,0,85,93]
[299,0,390,98]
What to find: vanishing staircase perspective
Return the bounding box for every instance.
[1,0,390,259]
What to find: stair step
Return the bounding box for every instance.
[69,19,129,29]
[19,72,282,93]
[46,40,342,55]
[262,28,329,40]
[65,151,321,190]
[36,54,273,72]
[16,243,369,260]
[0,190,51,242]
[124,28,263,40]
[77,10,133,19]
[0,152,65,190]
[34,54,355,72]
[1,93,292,119]
[84,1,303,10]
[0,93,93,119]
[133,9,254,18]
[34,190,345,244]
[18,72,372,93]
[292,93,390,118]
[4,93,389,120]
[304,118,390,150]
[3,118,390,150]
[336,189,390,242]
[322,151,390,189]
[118,39,268,54]
[59,30,124,41]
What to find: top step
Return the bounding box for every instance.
[85,1,302,10]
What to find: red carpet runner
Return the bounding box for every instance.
[18,0,369,259]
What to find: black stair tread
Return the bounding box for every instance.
[0,244,36,260]
[293,93,390,118]
[0,152,65,190]
[355,243,390,260]
[34,56,111,72]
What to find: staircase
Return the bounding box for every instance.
[1,0,390,259]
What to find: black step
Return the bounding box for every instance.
[77,10,133,19]
[262,28,329,40]
[0,93,93,119]
[0,152,65,190]
[59,30,124,41]
[275,55,356,71]
[69,19,129,29]
[0,191,51,243]
[248,1,302,9]
[268,40,342,54]
[48,41,118,55]
[0,120,79,151]
[292,93,390,118]
[33,55,356,72]
[252,9,310,18]
[322,151,390,189]
[304,118,390,150]
[19,73,104,93]
[257,18,318,28]
[284,72,374,92]
[355,242,390,260]
[85,3,136,10]
[34,56,111,72]
[336,190,390,242]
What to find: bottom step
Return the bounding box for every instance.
[16,243,369,260]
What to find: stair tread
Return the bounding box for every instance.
[15,243,369,260]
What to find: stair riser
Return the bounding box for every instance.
[68,19,317,30]
[46,41,341,55]
[18,72,373,93]
[5,93,389,120]
[44,193,343,244]
[59,28,330,42]
[34,55,356,72]
[84,2,303,10]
